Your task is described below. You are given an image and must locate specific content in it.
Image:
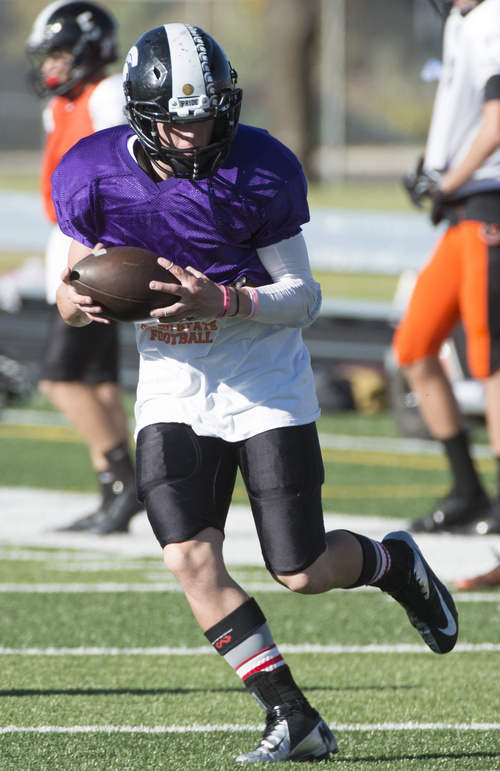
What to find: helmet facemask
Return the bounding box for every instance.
[125,86,242,179]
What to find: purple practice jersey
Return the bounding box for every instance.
[51,123,310,287]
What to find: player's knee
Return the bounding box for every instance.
[163,541,193,579]
[273,569,323,595]
[162,537,218,585]
[393,326,437,369]
[393,336,416,368]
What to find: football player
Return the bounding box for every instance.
[454,561,500,588]
[27,1,142,534]
[396,0,500,535]
[52,23,458,763]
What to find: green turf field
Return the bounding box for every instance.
[0,396,494,522]
[1,398,500,769]
[0,547,499,770]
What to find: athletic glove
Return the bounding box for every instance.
[403,154,443,208]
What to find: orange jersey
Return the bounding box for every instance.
[40,73,125,222]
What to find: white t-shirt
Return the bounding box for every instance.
[133,233,322,442]
[424,0,500,197]
[134,315,320,442]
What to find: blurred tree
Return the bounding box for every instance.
[0,0,436,167]
[264,0,320,177]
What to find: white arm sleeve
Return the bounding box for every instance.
[251,232,322,328]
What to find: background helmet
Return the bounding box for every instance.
[26,0,118,98]
[123,23,243,180]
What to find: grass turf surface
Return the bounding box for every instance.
[0,400,494,522]
[0,550,499,769]
[1,400,499,768]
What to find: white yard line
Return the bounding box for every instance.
[0,643,498,655]
[1,487,500,581]
[0,582,498,602]
[1,722,499,734]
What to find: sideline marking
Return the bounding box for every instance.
[1,722,499,734]
[0,643,499,655]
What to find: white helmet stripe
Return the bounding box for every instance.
[164,23,206,102]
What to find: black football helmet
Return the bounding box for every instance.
[123,23,243,180]
[26,0,118,98]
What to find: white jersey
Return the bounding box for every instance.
[133,233,321,442]
[424,0,500,197]
[134,315,320,442]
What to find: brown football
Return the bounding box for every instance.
[70,246,181,323]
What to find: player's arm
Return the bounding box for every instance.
[56,239,111,326]
[439,97,500,195]
[250,232,321,327]
[150,232,320,326]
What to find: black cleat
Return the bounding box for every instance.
[86,485,143,535]
[376,531,458,654]
[56,486,143,535]
[55,507,109,533]
[410,490,498,534]
[233,701,338,764]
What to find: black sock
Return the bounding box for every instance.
[442,431,483,497]
[342,531,392,588]
[204,598,311,713]
[245,667,314,714]
[96,470,115,508]
[104,443,135,496]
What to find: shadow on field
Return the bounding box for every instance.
[344,751,500,765]
[0,683,421,698]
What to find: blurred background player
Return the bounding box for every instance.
[395,0,500,536]
[26,0,142,534]
[453,560,500,589]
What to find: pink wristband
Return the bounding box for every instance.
[216,285,231,318]
[246,287,260,319]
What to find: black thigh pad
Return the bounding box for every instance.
[238,424,326,575]
[136,423,238,548]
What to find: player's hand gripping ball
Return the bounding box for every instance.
[70,246,181,322]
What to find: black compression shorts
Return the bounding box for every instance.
[39,305,120,383]
[135,421,327,575]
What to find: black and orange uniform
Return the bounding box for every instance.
[395,1,500,379]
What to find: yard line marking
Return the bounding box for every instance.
[1,722,499,734]
[451,592,500,602]
[0,582,282,593]
[0,408,492,460]
[318,432,494,459]
[0,643,498,655]
[0,583,497,601]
